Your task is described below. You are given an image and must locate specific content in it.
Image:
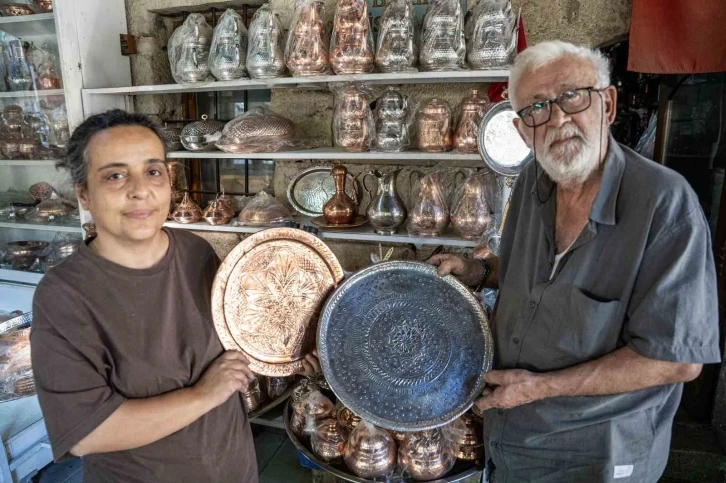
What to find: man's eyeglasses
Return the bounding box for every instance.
[516,87,606,128]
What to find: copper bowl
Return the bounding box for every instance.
[312,419,349,461]
[398,428,457,481]
[343,422,397,478]
[6,241,48,259]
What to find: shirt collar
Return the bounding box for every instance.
[530,135,625,226]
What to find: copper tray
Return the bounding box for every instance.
[212,228,344,376]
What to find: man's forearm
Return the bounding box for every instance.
[539,346,702,399]
[71,386,214,456]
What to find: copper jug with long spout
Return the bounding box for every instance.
[323,165,360,225]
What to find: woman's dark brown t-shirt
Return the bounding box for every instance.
[30,228,257,483]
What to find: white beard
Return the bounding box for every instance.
[537,123,600,188]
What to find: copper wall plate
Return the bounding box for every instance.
[212,228,344,376]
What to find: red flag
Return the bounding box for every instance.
[488,15,527,103]
[628,0,726,74]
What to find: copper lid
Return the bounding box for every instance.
[460,89,490,112]
[421,98,450,116]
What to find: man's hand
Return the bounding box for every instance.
[475,369,549,412]
[298,350,321,376]
[427,254,484,287]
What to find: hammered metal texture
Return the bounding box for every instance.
[318,261,492,431]
[212,228,344,376]
[287,167,359,217]
[477,100,532,177]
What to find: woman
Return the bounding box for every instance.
[30,110,319,483]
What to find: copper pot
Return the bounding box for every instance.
[417,98,452,152]
[291,378,318,403]
[337,405,362,431]
[242,378,264,412]
[330,0,374,74]
[407,171,450,237]
[450,413,484,461]
[398,428,457,481]
[203,199,233,225]
[285,0,329,76]
[334,84,374,152]
[171,192,202,224]
[290,391,335,438]
[453,89,491,153]
[343,421,397,479]
[323,165,360,225]
[312,419,350,461]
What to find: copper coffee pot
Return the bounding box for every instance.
[398,428,457,480]
[330,0,374,74]
[323,165,360,225]
[343,421,397,479]
[453,89,491,153]
[334,83,374,152]
[285,0,329,76]
[417,98,452,153]
[312,419,350,461]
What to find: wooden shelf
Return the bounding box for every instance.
[164,219,477,248]
[0,13,55,38]
[0,89,63,99]
[0,220,81,233]
[82,69,510,96]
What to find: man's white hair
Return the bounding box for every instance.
[508,40,611,110]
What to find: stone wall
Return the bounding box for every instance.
[124,0,631,259]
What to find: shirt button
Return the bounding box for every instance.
[512,337,520,344]
[491,441,498,448]
[528,301,536,309]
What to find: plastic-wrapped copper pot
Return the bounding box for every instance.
[419,0,466,71]
[203,199,233,225]
[417,98,452,153]
[407,171,450,237]
[453,89,491,153]
[450,413,485,461]
[208,9,248,81]
[398,428,457,481]
[285,0,329,76]
[375,0,417,73]
[242,378,264,412]
[333,84,374,152]
[343,421,397,479]
[290,390,335,439]
[312,419,350,461]
[247,4,286,79]
[171,192,202,224]
[451,171,495,240]
[330,0,374,74]
[389,430,409,442]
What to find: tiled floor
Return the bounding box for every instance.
[34,428,311,483]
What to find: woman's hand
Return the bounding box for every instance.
[192,351,256,409]
[298,350,321,376]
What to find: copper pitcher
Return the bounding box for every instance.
[398,428,457,480]
[417,98,452,152]
[453,89,491,153]
[323,165,360,225]
[343,421,397,479]
[334,83,374,152]
[171,192,202,224]
[330,0,374,74]
[285,0,329,76]
[451,171,496,240]
[407,171,450,237]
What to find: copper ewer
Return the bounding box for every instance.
[285,0,329,76]
[330,0,374,74]
[417,98,452,153]
[323,165,360,225]
[312,419,350,461]
[398,428,457,480]
[343,421,397,479]
[453,89,492,153]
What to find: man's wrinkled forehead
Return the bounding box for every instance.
[515,57,597,106]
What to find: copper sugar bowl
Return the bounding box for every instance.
[171,192,202,224]
[343,421,397,479]
[323,165,360,225]
[242,378,265,412]
[330,0,374,75]
[450,413,485,461]
[417,98,452,153]
[203,199,234,225]
[334,84,374,152]
[285,0,329,76]
[398,428,457,480]
[453,89,491,153]
[312,418,350,461]
[290,391,335,439]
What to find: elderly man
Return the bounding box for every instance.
[430,40,720,483]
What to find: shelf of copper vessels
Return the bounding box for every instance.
[0,12,55,37]
[82,69,510,96]
[0,268,44,286]
[0,89,64,99]
[0,159,59,166]
[164,218,477,248]
[166,148,484,167]
[0,220,82,233]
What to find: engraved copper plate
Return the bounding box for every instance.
[318,261,493,431]
[212,228,344,376]
[287,167,360,217]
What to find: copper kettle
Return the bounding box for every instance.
[285,0,329,76]
[323,165,360,225]
[330,0,375,74]
[453,89,491,153]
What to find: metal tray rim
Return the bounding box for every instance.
[477,100,533,177]
[287,167,361,217]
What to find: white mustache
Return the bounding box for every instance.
[545,124,586,148]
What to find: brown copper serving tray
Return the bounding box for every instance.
[212,228,344,377]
